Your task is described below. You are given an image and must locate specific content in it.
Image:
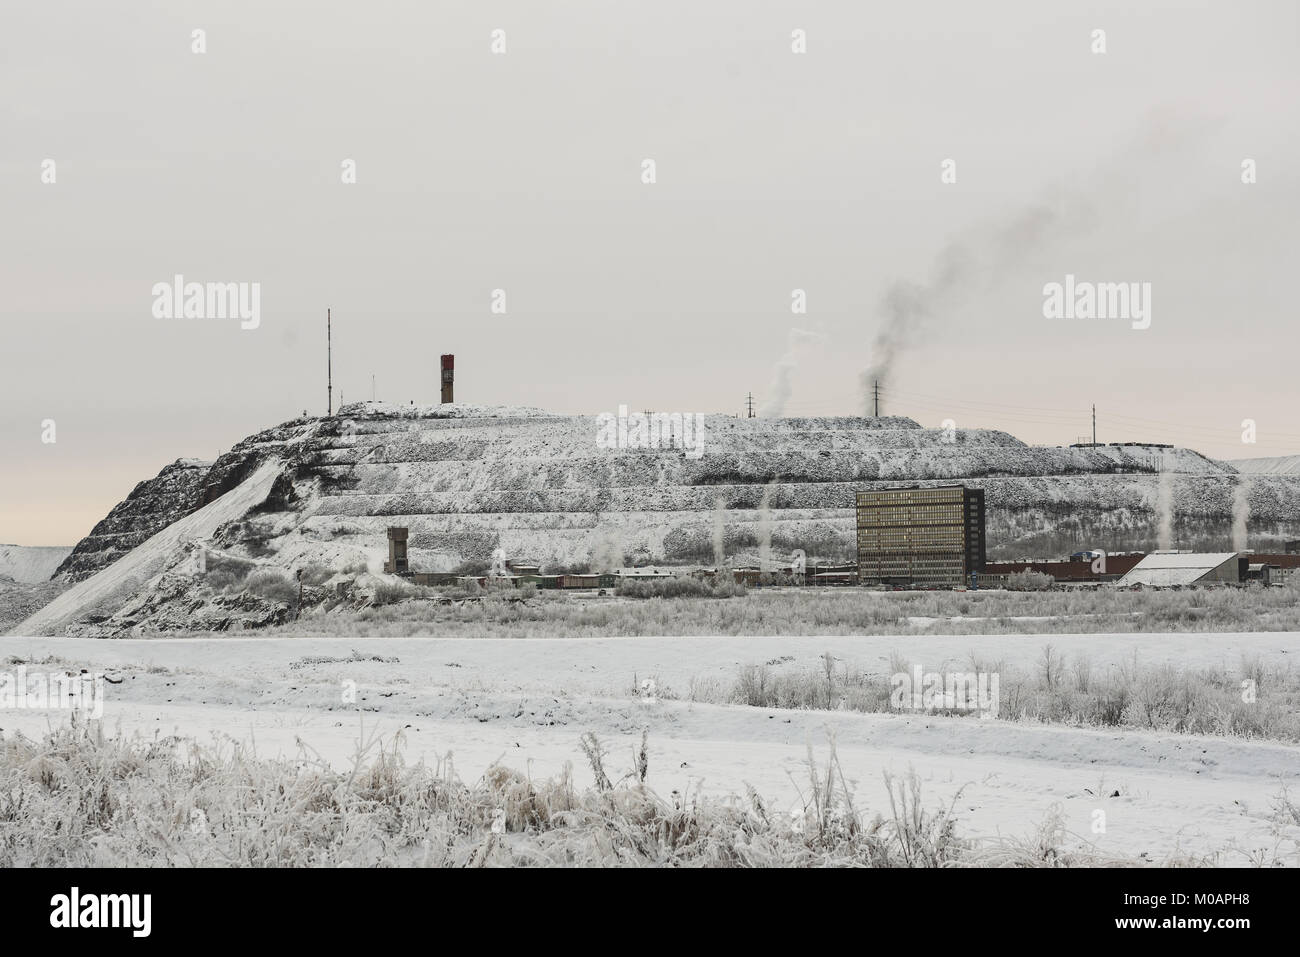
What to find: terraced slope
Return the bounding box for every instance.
[49,404,1300,597]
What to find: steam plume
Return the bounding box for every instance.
[589,526,625,573]
[1232,478,1253,552]
[761,328,827,418]
[712,496,727,568]
[758,481,777,574]
[1156,457,1176,550]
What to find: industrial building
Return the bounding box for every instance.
[1118,552,1241,587]
[983,553,1145,583]
[382,526,408,574]
[855,485,985,588]
[1246,552,1300,575]
[440,354,454,403]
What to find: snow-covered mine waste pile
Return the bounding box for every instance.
[35,402,1300,597]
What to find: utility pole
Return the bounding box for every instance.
[746,392,755,418]
[371,374,375,402]
[1092,404,1096,446]
[327,308,333,416]
[873,380,880,417]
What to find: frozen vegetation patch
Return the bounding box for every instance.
[3,723,1263,867]
[708,648,1300,742]
[289,650,401,670]
[615,578,747,599]
[232,578,1300,639]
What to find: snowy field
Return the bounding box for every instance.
[4,631,1300,865]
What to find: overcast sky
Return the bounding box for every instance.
[3,1,1298,545]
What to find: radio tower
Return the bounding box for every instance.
[326,308,333,416]
[746,392,755,418]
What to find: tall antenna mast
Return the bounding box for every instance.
[874,380,880,417]
[746,392,755,418]
[1092,404,1096,445]
[327,308,332,416]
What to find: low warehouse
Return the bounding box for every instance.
[1118,552,1241,587]
[984,554,1145,583]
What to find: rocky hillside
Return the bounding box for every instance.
[54,402,1300,574]
[20,402,1300,634]
[53,459,212,581]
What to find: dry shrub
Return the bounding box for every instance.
[297,562,334,587]
[616,577,745,600]
[1005,570,1054,591]
[244,569,298,604]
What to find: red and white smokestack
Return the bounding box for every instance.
[441,354,454,404]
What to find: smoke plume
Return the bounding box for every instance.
[862,111,1214,412]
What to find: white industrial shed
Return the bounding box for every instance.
[1118,552,1240,587]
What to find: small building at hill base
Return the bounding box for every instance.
[984,553,1145,583]
[383,527,408,574]
[1117,552,1240,587]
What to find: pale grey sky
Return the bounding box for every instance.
[3,1,1298,544]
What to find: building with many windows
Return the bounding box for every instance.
[855,485,985,588]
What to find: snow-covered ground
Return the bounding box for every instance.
[3,631,1298,865]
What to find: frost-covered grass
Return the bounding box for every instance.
[0,721,1236,867]
[615,577,747,599]
[1003,569,1054,591]
[225,580,1300,639]
[704,649,1300,742]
